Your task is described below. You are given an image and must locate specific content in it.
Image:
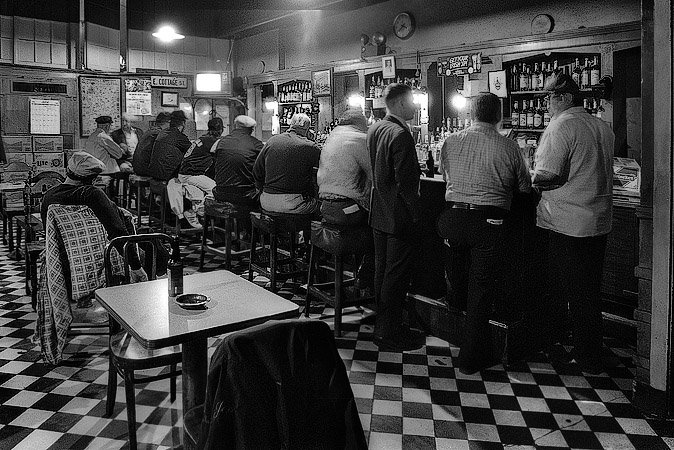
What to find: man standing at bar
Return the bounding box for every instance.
[438,92,531,374]
[532,73,614,374]
[367,83,423,352]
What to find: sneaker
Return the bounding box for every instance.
[183,209,202,228]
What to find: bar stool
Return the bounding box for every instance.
[199,196,256,270]
[128,175,152,229]
[147,179,201,238]
[305,220,375,336]
[248,210,313,293]
[110,172,130,207]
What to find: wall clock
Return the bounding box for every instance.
[393,12,416,40]
[531,14,554,35]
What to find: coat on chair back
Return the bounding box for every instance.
[196,319,367,450]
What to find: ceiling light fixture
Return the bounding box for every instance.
[152,26,185,42]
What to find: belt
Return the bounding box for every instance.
[447,202,507,213]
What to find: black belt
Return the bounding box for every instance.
[447,202,507,213]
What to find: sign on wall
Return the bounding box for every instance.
[437,53,482,77]
[79,77,121,136]
[30,99,61,135]
[125,79,152,116]
[151,76,188,89]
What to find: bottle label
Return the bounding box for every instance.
[168,265,183,296]
[591,70,600,86]
[519,114,527,127]
[544,113,551,126]
[526,113,534,128]
[533,113,542,128]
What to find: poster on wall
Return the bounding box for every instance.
[124,79,152,116]
[488,70,508,98]
[30,99,61,135]
[79,77,121,136]
[437,52,482,77]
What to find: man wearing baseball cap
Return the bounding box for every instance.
[84,116,125,189]
[532,73,614,374]
[41,152,148,283]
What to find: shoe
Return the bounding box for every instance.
[373,328,425,352]
[547,344,573,365]
[183,210,202,229]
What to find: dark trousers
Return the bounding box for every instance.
[548,231,607,364]
[439,208,507,371]
[373,228,417,339]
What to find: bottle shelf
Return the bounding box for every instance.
[511,91,548,95]
[279,101,313,105]
[512,128,545,132]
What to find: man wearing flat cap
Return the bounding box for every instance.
[532,73,614,374]
[41,152,148,283]
[213,115,264,207]
[84,116,125,189]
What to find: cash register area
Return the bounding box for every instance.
[0,237,672,450]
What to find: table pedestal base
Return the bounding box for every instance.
[182,338,208,450]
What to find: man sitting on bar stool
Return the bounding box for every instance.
[41,152,148,283]
[84,115,127,191]
[111,112,144,173]
[253,113,320,215]
[437,92,531,375]
[317,107,374,293]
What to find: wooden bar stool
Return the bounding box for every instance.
[199,196,256,270]
[305,220,375,336]
[110,172,130,207]
[248,210,312,293]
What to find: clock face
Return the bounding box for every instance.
[393,12,416,40]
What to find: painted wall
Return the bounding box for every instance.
[234,0,640,77]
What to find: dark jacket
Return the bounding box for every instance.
[253,129,320,195]
[132,126,161,176]
[196,319,367,450]
[367,115,421,234]
[180,133,219,178]
[213,128,263,204]
[148,126,192,181]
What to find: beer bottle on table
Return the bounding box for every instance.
[168,239,183,297]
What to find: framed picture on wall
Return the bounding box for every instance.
[312,69,332,97]
[382,55,396,79]
[161,92,179,107]
[488,70,508,98]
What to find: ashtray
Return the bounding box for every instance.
[174,293,210,309]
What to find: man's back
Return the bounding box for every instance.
[215,129,263,191]
[133,127,161,176]
[254,131,320,195]
[148,127,191,180]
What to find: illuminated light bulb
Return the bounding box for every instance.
[452,94,467,110]
[152,26,185,42]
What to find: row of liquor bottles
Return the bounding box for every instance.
[510,56,601,92]
[278,81,312,103]
[510,97,605,129]
[368,76,421,98]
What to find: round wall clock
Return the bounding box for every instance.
[393,12,416,40]
[531,14,554,35]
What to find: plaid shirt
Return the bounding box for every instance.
[439,123,531,210]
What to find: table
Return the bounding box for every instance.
[95,270,300,444]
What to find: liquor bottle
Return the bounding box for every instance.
[590,98,598,117]
[426,148,435,178]
[526,100,535,129]
[168,239,183,297]
[596,99,604,119]
[583,98,591,113]
[581,57,591,89]
[533,99,543,129]
[511,64,520,91]
[369,80,375,98]
[511,101,520,128]
[530,63,540,91]
[572,58,582,86]
[519,100,528,128]
[590,56,601,86]
[543,103,551,128]
[553,59,560,75]
[520,64,529,91]
[538,62,546,90]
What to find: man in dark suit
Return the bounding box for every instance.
[367,83,424,351]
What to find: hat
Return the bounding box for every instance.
[67,151,105,178]
[155,112,171,124]
[544,73,580,96]
[95,115,113,125]
[234,115,256,128]
[170,110,187,121]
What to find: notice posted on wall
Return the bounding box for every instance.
[30,98,61,135]
[125,92,152,116]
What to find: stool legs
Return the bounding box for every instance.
[334,255,344,336]
[269,232,278,292]
[305,243,317,318]
[248,225,256,282]
[224,217,233,270]
[199,213,210,271]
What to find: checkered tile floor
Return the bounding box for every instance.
[1,233,674,450]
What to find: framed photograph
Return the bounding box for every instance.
[488,70,508,98]
[311,69,332,97]
[382,55,396,79]
[161,91,179,107]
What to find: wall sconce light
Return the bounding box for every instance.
[361,32,387,58]
[451,92,467,110]
[348,93,365,109]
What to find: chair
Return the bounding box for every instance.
[14,171,65,309]
[305,221,375,336]
[199,196,256,271]
[103,233,182,450]
[184,319,367,450]
[0,161,31,254]
[248,210,312,293]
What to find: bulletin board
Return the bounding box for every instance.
[79,77,121,136]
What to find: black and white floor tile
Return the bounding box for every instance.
[1,234,673,450]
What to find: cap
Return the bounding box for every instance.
[67,151,105,178]
[95,115,113,125]
[170,110,187,121]
[155,112,171,124]
[544,73,580,96]
[234,115,256,128]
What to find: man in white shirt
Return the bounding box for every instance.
[84,115,125,190]
[111,113,144,173]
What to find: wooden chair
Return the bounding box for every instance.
[14,171,65,309]
[103,233,182,450]
[0,161,31,254]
